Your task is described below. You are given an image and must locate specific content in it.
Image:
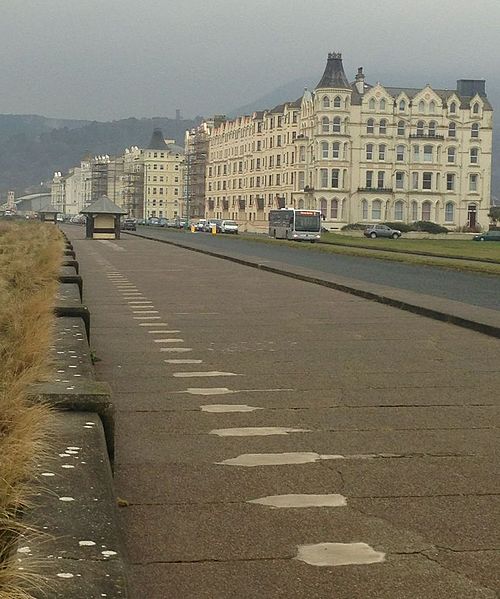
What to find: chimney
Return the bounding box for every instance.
[355,67,365,95]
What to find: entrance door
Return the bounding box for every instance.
[467,204,477,228]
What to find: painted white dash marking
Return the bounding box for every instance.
[296,543,385,567]
[159,348,193,353]
[128,301,152,304]
[165,359,202,364]
[217,452,343,467]
[173,371,238,378]
[154,338,184,343]
[150,330,180,334]
[132,310,159,314]
[248,494,347,509]
[185,387,232,395]
[133,316,161,320]
[139,322,168,326]
[210,427,310,437]
[200,404,263,413]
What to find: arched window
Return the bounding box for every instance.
[298,199,304,209]
[321,141,329,159]
[369,98,376,110]
[428,121,437,136]
[372,199,382,220]
[332,117,341,133]
[423,145,433,162]
[394,200,404,220]
[422,201,432,221]
[416,121,425,136]
[449,101,457,114]
[331,199,339,219]
[448,122,456,137]
[380,98,386,111]
[366,143,374,160]
[397,121,405,136]
[418,100,425,113]
[447,147,456,163]
[429,100,436,113]
[321,117,329,133]
[333,96,341,108]
[367,118,374,134]
[396,145,405,161]
[411,201,418,221]
[399,99,406,111]
[445,202,455,222]
[322,96,330,108]
[332,142,340,159]
[379,119,387,135]
[472,103,480,114]
[471,123,479,138]
[320,198,327,218]
[362,199,368,220]
[379,144,386,161]
[470,147,479,164]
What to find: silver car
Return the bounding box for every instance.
[364,224,401,239]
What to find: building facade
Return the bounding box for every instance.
[205,53,493,231]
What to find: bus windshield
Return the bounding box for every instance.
[294,212,321,232]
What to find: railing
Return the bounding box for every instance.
[409,133,444,139]
[358,187,394,193]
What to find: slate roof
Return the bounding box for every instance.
[383,87,492,110]
[38,204,59,214]
[80,195,127,215]
[147,128,169,150]
[316,52,350,90]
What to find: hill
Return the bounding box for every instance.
[0,115,199,197]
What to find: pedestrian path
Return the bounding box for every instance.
[64,227,500,599]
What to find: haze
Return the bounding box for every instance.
[0,0,499,120]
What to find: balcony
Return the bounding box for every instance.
[409,133,444,140]
[358,187,394,193]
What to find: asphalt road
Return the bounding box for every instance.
[64,226,500,598]
[133,227,500,311]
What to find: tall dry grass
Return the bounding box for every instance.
[0,221,63,598]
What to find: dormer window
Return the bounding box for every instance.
[380,99,386,111]
[449,101,457,114]
[472,103,480,114]
[429,101,436,113]
[399,100,406,111]
[369,98,376,110]
[418,101,425,113]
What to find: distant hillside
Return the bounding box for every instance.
[0,115,199,198]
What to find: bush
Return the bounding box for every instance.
[411,221,449,234]
[341,223,366,231]
[383,222,414,233]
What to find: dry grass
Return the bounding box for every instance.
[0,222,63,598]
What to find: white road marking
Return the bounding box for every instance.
[139,322,168,326]
[248,494,347,509]
[154,338,184,343]
[200,404,263,413]
[296,543,385,567]
[173,371,238,378]
[128,301,153,304]
[150,330,180,334]
[133,316,161,320]
[132,310,159,314]
[185,387,232,395]
[217,452,343,467]
[210,427,310,437]
[165,359,202,364]
[159,348,193,353]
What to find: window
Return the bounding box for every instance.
[332,142,340,158]
[361,169,372,188]
[470,147,479,164]
[372,199,382,220]
[322,96,330,108]
[369,98,376,110]
[423,172,432,190]
[362,199,368,219]
[422,201,432,221]
[448,122,456,137]
[321,141,329,159]
[472,103,480,114]
[380,98,386,111]
[320,198,327,217]
[418,100,425,113]
[411,201,418,220]
[446,173,456,191]
[377,171,385,188]
[449,101,457,114]
[469,174,478,191]
[445,202,455,222]
[322,117,329,133]
[413,145,420,161]
[471,123,479,138]
[298,199,304,209]
[416,121,425,136]
[367,118,374,134]
[332,117,341,133]
[395,171,405,189]
[331,169,340,188]
[396,145,405,161]
[379,144,386,161]
[428,121,437,136]
[366,143,374,160]
[379,119,387,135]
[333,96,341,108]
[429,100,436,113]
[397,121,405,136]
[320,168,328,187]
[331,199,339,219]
[412,172,419,189]
[394,200,404,220]
[423,145,433,162]
[399,99,406,111]
[447,147,456,163]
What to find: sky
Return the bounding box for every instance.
[0,0,499,121]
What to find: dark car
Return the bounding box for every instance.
[364,224,401,239]
[472,230,500,241]
[121,218,136,231]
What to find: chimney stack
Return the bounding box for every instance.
[355,67,365,95]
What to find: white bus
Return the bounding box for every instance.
[269,209,322,242]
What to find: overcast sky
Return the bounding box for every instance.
[1,0,499,121]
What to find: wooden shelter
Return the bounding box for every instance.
[80,196,127,239]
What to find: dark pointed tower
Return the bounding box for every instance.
[148,128,168,150]
[316,52,350,89]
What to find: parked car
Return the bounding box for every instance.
[220,220,239,234]
[136,219,146,225]
[121,218,136,231]
[364,224,401,239]
[204,219,222,232]
[175,218,187,229]
[147,217,160,226]
[194,219,207,231]
[472,230,500,241]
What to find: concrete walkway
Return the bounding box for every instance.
[64,227,500,599]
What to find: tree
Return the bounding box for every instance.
[487,206,500,225]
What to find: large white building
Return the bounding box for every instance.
[205,53,493,231]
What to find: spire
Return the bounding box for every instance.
[148,128,168,150]
[316,52,350,90]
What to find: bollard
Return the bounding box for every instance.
[191,224,195,233]
[211,225,217,235]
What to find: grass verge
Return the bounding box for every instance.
[0,221,63,598]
